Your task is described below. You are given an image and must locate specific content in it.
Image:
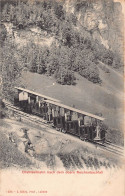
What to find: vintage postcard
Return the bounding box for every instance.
[0,0,124,195]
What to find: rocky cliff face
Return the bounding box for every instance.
[64,0,124,59]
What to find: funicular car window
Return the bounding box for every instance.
[85,127,87,134]
[80,120,84,126]
[58,117,61,124]
[71,122,73,129]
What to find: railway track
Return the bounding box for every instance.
[3,100,124,157]
[3,100,51,128]
[94,141,124,157]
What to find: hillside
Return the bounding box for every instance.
[1,0,124,133]
[21,68,123,131]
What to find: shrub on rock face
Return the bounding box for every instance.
[54,4,65,20]
[0,24,7,46]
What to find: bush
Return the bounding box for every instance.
[0,24,7,46]
[54,4,65,20]
[79,64,101,84]
[55,68,76,85]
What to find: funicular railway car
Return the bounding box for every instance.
[14,87,106,142]
[45,100,105,142]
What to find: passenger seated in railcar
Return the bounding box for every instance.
[53,116,65,131]
[79,116,92,141]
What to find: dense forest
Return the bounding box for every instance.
[0,0,124,99]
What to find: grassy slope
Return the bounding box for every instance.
[21,66,124,131]
[4,23,124,131]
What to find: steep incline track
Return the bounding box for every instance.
[94,141,124,157]
[3,100,124,157]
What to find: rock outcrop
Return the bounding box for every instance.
[64,0,124,58]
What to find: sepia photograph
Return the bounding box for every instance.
[0,0,124,195]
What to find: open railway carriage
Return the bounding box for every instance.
[14,87,106,142]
